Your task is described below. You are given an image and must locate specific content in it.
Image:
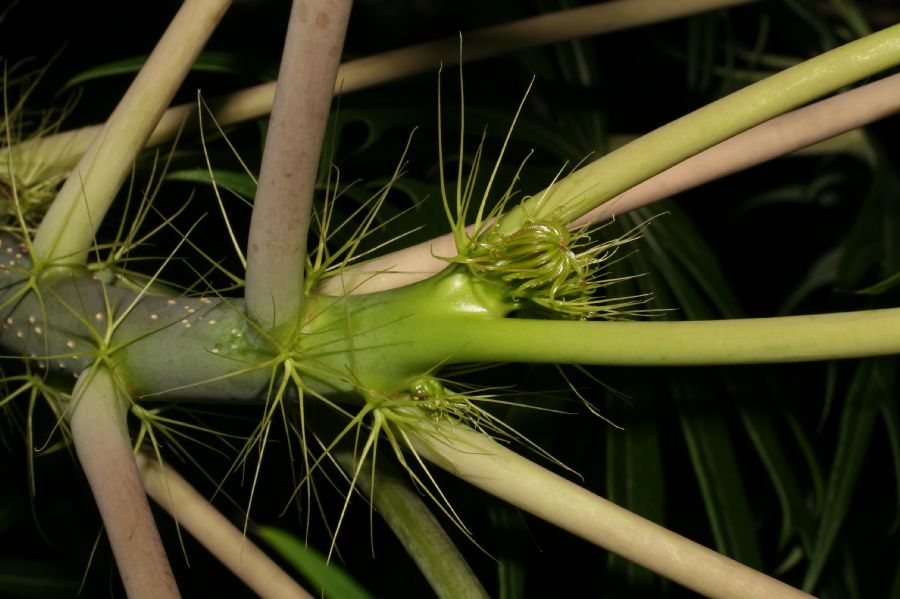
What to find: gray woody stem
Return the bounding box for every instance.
[244,0,352,332]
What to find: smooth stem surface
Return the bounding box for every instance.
[572,70,900,225]
[497,23,900,233]
[410,424,812,599]
[6,0,756,188]
[69,367,179,599]
[334,450,489,599]
[244,0,351,332]
[316,69,900,295]
[334,0,757,96]
[136,452,314,599]
[434,308,900,366]
[32,0,231,265]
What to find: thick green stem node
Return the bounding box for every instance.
[1,242,899,406]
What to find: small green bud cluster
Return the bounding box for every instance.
[408,377,472,423]
[455,218,648,320]
[0,173,61,231]
[0,67,74,231]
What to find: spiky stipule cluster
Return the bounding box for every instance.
[453,217,651,320]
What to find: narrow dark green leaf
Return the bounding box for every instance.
[166,169,257,199]
[605,380,666,595]
[784,408,826,515]
[254,526,374,599]
[630,204,742,319]
[686,14,719,94]
[849,270,900,295]
[829,0,872,37]
[0,560,79,598]
[889,550,900,598]
[736,395,814,552]
[676,378,763,568]
[489,505,526,599]
[327,107,431,157]
[735,171,848,214]
[64,51,274,89]
[781,0,840,50]
[803,359,895,591]
[63,55,149,88]
[839,546,861,599]
[878,398,900,531]
[464,107,591,163]
[837,145,900,290]
[779,246,842,314]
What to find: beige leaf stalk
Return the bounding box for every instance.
[4,0,759,191]
[410,423,814,599]
[137,453,314,599]
[69,367,180,599]
[32,0,232,265]
[244,0,352,332]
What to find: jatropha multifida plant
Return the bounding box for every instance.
[2,1,900,597]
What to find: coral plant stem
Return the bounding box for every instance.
[244,0,351,333]
[32,0,231,265]
[410,423,812,599]
[4,0,757,188]
[2,254,900,402]
[69,367,179,599]
[316,69,900,295]
[496,23,900,232]
[136,453,314,599]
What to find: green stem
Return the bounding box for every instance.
[136,452,314,599]
[2,251,899,403]
[497,22,900,233]
[69,366,180,599]
[408,422,812,599]
[244,0,351,333]
[334,449,489,599]
[32,0,231,265]
[433,308,900,366]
